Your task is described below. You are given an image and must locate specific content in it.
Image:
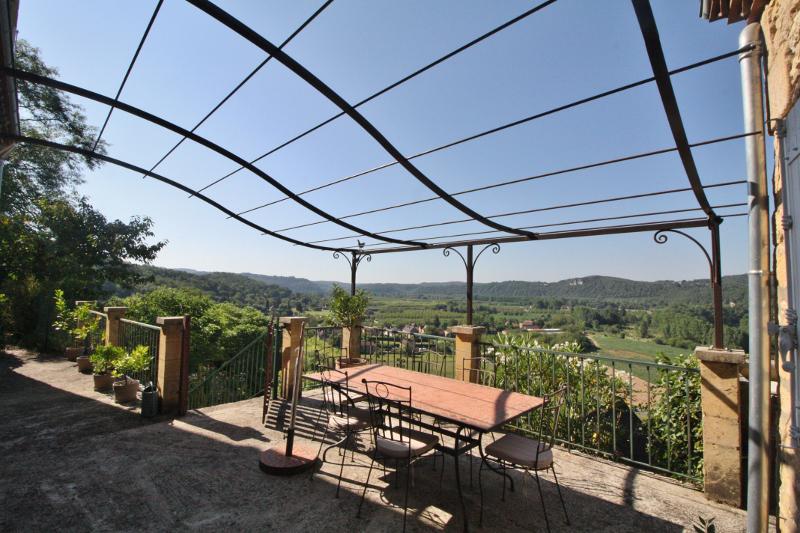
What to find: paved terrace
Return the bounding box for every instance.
[1,347,761,532]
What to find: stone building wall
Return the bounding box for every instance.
[762,1,800,530]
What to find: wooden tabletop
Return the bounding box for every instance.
[304,364,544,432]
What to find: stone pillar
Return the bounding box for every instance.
[694,346,746,507]
[156,316,186,415]
[103,307,127,347]
[280,317,307,400]
[450,326,485,383]
[341,325,361,360]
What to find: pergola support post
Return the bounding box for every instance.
[710,221,724,349]
[333,251,371,296]
[443,243,500,326]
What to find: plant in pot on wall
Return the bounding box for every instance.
[328,285,369,368]
[54,289,84,361]
[111,345,150,404]
[90,345,123,392]
[74,308,102,372]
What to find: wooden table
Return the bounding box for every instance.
[305,364,544,531]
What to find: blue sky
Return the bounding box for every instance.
[17,1,758,284]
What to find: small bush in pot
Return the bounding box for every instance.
[90,345,123,391]
[54,290,101,360]
[111,345,150,404]
[328,285,369,367]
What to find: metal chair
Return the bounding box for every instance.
[310,366,370,497]
[357,379,439,533]
[409,351,447,376]
[479,386,569,532]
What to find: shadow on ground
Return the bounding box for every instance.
[0,349,748,532]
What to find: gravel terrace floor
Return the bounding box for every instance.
[0,347,760,532]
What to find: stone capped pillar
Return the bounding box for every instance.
[280,317,307,400]
[341,325,361,360]
[694,346,746,507]
[450,325,485,383]
[156,316,186,414]
[103,306,127,347]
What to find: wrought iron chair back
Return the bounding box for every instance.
[319,365,355,420]
[413,352,447,376]
[314,350,338,372]
[361,379,414,446]
[532,385,567,457]
[462,356,497,386]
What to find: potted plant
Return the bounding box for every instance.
[328,285,369,368]
[90,345,123,391]
[53,290,100,361]
[112,345,150,404]
[74,310,102,371]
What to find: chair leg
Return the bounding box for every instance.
[322,433,347,463]
[552,466,570,525]
[438,454,445,489]
[478,460,485,527]
[501,463,507,502]
[468,449,473,489]
[357,452,376,518]
[310,425,330,481]
[336,433,350,498]
[403,456,411,533]
[310,406,324,442]
[533,470,551,533]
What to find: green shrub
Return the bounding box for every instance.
[328,285,369,328]
[90,345,124,375]
[112,345,150,383]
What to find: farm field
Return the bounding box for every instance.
[589,333,690,362]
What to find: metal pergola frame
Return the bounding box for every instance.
[0,0,758,345]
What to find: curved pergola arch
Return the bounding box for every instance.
[632,0,719,222]
[1,66,429,248]
[0,0,754,345]
[185,0,540,241]
[8,134,351,253]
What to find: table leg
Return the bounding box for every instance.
[454,426,469,533]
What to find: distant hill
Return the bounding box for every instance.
[357,275,747,307]
[161,267,746,307]
[241,272,332,295]
[110,266,294,311]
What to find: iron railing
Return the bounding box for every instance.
[188,331,269,410]
[304,326,342,367]
[117,318,160,387]
[361,327,455,377]
[477,341,702,482]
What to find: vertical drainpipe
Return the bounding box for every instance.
[740,23,770,532]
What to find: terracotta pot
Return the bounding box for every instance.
[113,378,140,404]
[76,355,93,373]
[338,357,367,368]
[93,373,114,391]
[65,346,83,362]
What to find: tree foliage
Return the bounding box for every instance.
[0,40,165,348]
